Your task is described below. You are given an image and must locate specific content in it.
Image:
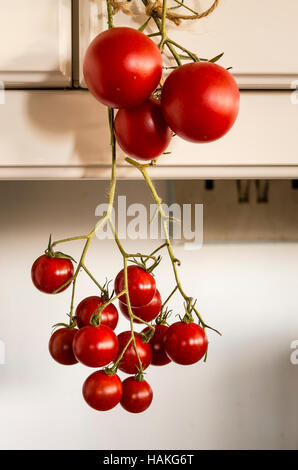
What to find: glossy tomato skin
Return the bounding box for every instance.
[117,331,152,374]
[83,27,162,108]
[114,98,172,161]
[119,289,162,324]
[164,322,208,365]
[114,265,156,307]
[142,324,171,366]
[31,254,74,294]
[73,325,118,368]
[121,377,153,413]
[83,370,123,411]
[75,296,118,330]
[48,327,78,366]
[161,62,240,143]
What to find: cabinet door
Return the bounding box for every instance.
[0,90,297,180]
[0,0,72,88]
[79,0,298,89]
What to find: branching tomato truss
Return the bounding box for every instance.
[31,0,239,413]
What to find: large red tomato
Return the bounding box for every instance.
[164,322,208,365]
[114,98,172,161]
[83,27,162,108]
[72,325,118,368]
[48,327,78,366]
[121,377,153,413]
[83,370,123,411]
[161,62,240,143]
[117,331,152,374]
[119,289,162,324]
[114,265,156,307]
[31,254,74,294]
[75,296,118,330]
[142,324,171,366]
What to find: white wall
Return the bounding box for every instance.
[0,181,297,450]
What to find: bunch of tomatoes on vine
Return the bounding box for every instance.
[31,0,239,414]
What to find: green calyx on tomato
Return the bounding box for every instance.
[45,234,76,263]
[155,306,172,326]
[129,254,161,274]
[134,369,145,382]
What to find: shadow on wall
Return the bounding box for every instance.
[25,81,114,170]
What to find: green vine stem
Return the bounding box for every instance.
[125,157,221,336]
[48,0,220,372]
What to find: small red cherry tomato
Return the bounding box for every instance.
[31,254,74,294]
[142,324,171,366]
[119,289,162,324]
[83,27,162,108]
[164,322,208,365]
[114,265,156,307]
[72,325,118,368]
[48,327,78,366]
[121,377,153,413]
[117,331,152,374]
[161,62,240,143]
[75,296,118,330]
[83,370,123,411]
[114,98,172,161]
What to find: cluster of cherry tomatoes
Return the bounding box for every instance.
[31,22,237,414]
[31,254,208,413]
[83,26,240,162]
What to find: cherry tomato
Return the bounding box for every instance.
[121,377,153,413]
[164,322,208,365]
[114,98,172,161]
[48,327,78,366]
[83,27,162,108]
[72,325,118,368]
[142,324,171,366]
[83,370,122,411]
[31,254,74,294]
[114,265,156,307]
[119,289,162,324]
[75,296,118,330]
[161,62,240,143]
[117,331,152,374]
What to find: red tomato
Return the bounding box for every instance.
[117,331,152,374]
[83,27,162,108]
[75,296,118,330]
[164,322,208,365]
[114,265,156,307]
[83,370,123,411]
[114,98,172,161]
[72,325,118,368]
[119,289,162,324]
[142,324,171,366]
[121,377,153,413]
[31,254,74,294]
[161,62,240,143]
[48,327,78,366]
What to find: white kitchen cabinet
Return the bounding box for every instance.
[0,0,72,88]
[79,0,298,89]
[0,0,298,179]
[0,90,297,180]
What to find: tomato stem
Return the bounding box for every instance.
[46,0,221,357]
[125,157,221,337]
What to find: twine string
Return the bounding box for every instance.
[110,0,220,25]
